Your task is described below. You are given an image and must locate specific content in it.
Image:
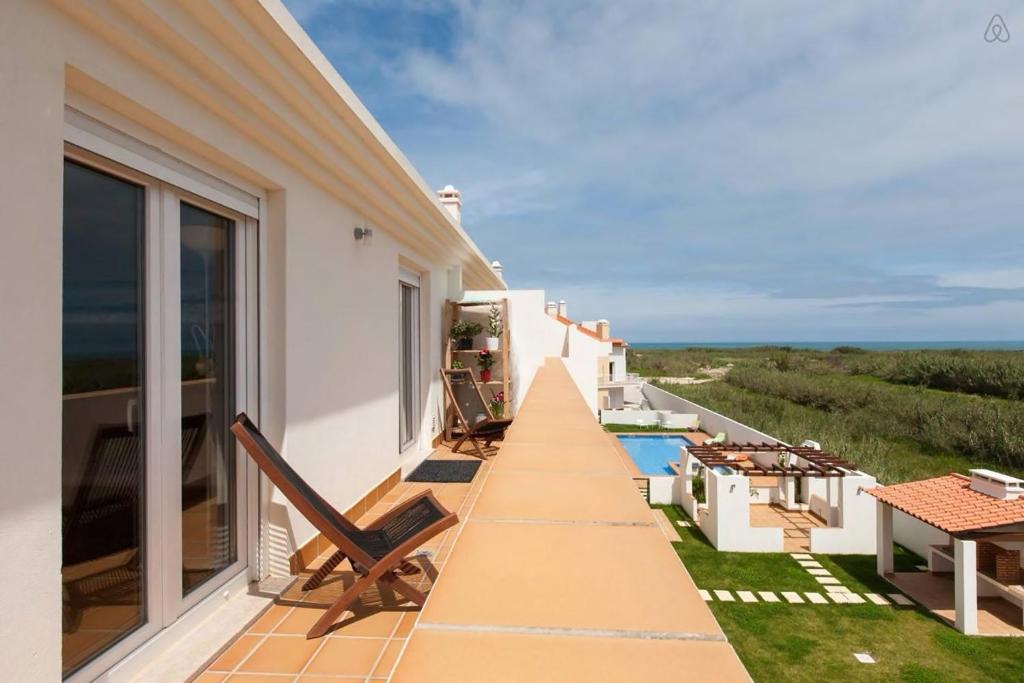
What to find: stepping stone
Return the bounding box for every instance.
[737,591,758,603]
[915,564,928,571]
[782,591,804,604]
[865,593,890,606]
[825,585,852,594]
[828,592,849,603]
[807,568,832,576]
[676,520,692,527]
[888,593,914,606]
[758,591,780,603]
[815,576,840,585]
[805,592,828,604]
[853,652,876,664]
[698,589,711,601]
[791,553,812,560]
[798,560,822,568]
[845,593,866,604]
[714,590,735,602]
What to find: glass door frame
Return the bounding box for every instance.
[63,144,260,682]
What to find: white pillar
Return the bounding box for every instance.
[954,538,978,635]
[876,501,894,576]
[784,477,796,509]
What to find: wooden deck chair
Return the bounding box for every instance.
[440,368,512,459]
[230,413,458,638]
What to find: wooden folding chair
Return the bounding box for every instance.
[440,368,512,459]
[230,413,458,638]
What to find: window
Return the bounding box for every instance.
[398,270,420,450]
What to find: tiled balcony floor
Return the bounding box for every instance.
[196,359,748,682]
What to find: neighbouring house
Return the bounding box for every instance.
[870,470,1024,636]
[680,442,878,554]
[1,2,509,679]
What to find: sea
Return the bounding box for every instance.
[629,341,1024,351]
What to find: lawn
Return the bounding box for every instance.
[657,505,1024,682]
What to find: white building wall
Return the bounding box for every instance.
[809,474,878,554]
[561,325,612,416]
[705,470,784,552]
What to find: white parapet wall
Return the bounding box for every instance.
[808,473,879,554]
[703,466,784,552]
[642,384,782,444]
[600,409,662,426]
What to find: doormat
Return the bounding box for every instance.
[406,459,482,483]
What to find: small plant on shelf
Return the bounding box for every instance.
[451,358,464,369]
[450,320,482,350]
[485,304,502,351]
[490,391,505,418]
[477,348,495,382]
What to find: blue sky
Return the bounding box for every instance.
[286,1,1024,342]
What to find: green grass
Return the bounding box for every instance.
[656,505,1024,682]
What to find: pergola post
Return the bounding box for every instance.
[954,538,978,635]
[876,500,894,576]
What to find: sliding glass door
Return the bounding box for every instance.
[61,152,255,680]
[62,160,147,676]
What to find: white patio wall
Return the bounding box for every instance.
[703,469,783,552]
[809,474,878,554]
[643,384,782,444]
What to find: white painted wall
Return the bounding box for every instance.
[809,474,878,554]
[561,325,612,416]
[610,345,627,381]
[893,509,951,561]
[643,384,783,444]
[704,469,784,552]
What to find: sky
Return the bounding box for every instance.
[285,1,1024,342]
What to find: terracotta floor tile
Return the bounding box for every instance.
[193,673,227,683]
[393,612,417,638]
[372,639,405,677]
[208,634,262,671]
[420,520,722,635]
[302,637,388,677]
[471,470,654,523]
[225,675,296,682]
[391,631,749,682]
[329,608,404,637]
[247,604,293,634]
[296,677,365,683]
[272,606,326,635]
[236,635,320,674]
[490,442,625,474]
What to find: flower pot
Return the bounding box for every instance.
[480,369,492,383]
[455,337,473,350]
[485,336,500,351]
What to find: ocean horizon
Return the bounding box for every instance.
[630,341,1024,351]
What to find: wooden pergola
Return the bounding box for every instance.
[686,442,857,477]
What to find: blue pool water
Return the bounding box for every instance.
[617,435,693,476]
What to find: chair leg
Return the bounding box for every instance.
[380,572,426,606]
[451,432,469,453]
[468,435,488,459]
[306,572,378,639]
[302,549,347,591]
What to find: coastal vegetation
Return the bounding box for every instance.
[630,347,1024,483]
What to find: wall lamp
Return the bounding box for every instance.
[354,226,373,240]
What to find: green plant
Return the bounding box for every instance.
[451,359,464,369]
[450,320,483,340]
[477,348,495,370]
[490,391,505,418]
[692,474,706,503]
[487,304,503,337]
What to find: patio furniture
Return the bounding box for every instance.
[440,368,512,459]
[704,432,726,446]
[230,413,458,639]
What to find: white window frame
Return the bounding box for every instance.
[398,268,421,452]
[62,139,260,683]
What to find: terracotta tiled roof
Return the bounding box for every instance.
[867,473,1024,534]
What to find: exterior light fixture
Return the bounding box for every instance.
[354,226,373,240]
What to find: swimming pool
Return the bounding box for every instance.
[617,435,693,476]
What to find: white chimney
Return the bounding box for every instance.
[491,260,503,277]
[596,319,610,340]
[545,301,557,317]
[969,469,1024,501]
[557,300,567,318]
[438,184,462,223]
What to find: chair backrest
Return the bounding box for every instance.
[440,368,493,430]
[230,413,374,565]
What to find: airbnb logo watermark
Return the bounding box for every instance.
[985,14,1010,43]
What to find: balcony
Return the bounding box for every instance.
[186,359,747,681]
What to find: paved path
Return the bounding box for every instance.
[390,359,749,682]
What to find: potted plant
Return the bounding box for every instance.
[450,320,482,350]
[485,304,502,351]
[477,348,495,382]
[489,391,505,418]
